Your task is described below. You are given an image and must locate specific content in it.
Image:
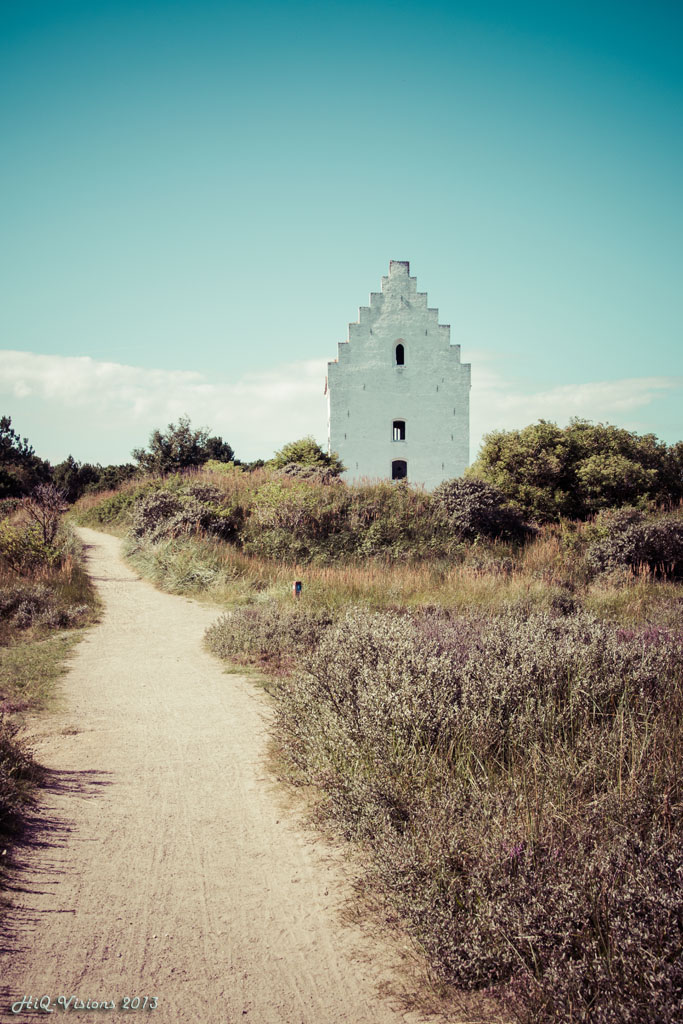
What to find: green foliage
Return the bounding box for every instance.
[0,415,51,498]
[202,435,236,463]
[0,485,75,576]
[585,505,646,540]
[52,456,137,502]
[203,459,244,476]
[270,436,344,475]
[587,514,683,579]
[0,520,60,575]
[348,481,443,558]
[52,455,100,502]
[104,471,448,564]
[575,451,657,509]
[90,463,139,493]
[74,479,162,529]
[242,479,351,560]
[132,415,234,474]
[432,477,529,541]
[130,485,243,542]
[470,418,683,521]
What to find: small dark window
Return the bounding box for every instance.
[393,420,406,441]
[395,343,405,366]
[392,460,407,480]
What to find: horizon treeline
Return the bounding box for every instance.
[2,412,683,524]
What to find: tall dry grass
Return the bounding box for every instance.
[0,513,100,840]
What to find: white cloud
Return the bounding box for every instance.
[0,350,329,462]
[469,350,681,453]
[0,348,680,465]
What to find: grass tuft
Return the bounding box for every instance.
[0,516,100,845]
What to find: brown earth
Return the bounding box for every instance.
[0,528,482,1024]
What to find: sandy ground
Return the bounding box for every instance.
[0,528,432,1024]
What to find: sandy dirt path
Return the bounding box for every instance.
[0,528,427,1024]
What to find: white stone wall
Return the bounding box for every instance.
[327,261,471,489]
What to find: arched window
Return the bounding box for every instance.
[392,460,407,480]
[395,343,405,366]
[392,420,406,441]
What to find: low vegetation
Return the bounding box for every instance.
[264,608,682,1023]
[74,447,683,1022]
[0,487,99,840]
[7,412,682,1016]
[75,463,683,620]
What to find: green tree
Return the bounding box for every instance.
[469,418,683,521]
[52,456,138,502]
[132,416,235,474]
[270,436,344,475]
[0,415,51,498]
[52,456,101,503]
[90,463,138,493]
[432,477,529,540]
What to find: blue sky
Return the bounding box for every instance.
[1,0,681,465]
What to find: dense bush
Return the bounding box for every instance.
[587,515,683,579]
[432,477,529,541]
[270,436,344,475]
[0,580,89,633]
[205,602,336,673]
[240,479,352,561]
[130,487,243,543]
[75,481,159,528]
[275,463,339,484]
[347,481,443,558]
[273,609,683,1023]
[130,490,184,537]
[77,477,250,545]
[0,518,98,645]
[470,418,683,521]
[0,520,59,575]
[586,504,646,539]
[80,468,534,563]
[237,476,450,562]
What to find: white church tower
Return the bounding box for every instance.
[326,260,471,489]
